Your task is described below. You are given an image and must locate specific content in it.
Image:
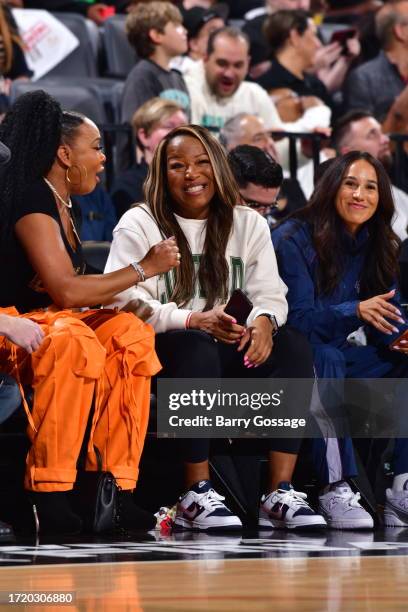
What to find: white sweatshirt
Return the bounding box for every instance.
[184,60,331,134]
[104,204,288,334]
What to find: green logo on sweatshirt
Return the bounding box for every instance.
[160,256,244,303]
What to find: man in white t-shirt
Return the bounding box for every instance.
[184,26,331,138]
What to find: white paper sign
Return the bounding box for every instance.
[12,9,79,80]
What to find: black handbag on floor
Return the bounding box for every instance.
[73,446,119,534]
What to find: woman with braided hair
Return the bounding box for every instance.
[0,90,180,534]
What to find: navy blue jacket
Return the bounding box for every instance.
[272,219,407,350]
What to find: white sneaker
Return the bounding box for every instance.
[384,486,408,527]
[259,482,327,530]
[174,480,242,531]
[318,482,373,529]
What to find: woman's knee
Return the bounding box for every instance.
[33,316,105,380]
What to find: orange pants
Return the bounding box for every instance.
[0,307,161,492]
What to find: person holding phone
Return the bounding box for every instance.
[273,151,408,529]
[105,124,326,532]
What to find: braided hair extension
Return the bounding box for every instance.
[0,92,86,242]
[0,91,62,240]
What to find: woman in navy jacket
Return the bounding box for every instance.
[273,151,408,529]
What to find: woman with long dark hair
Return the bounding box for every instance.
[105,124,326,532]
[0,90,180,535]
[273,151,408,529]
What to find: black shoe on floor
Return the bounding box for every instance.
[30,491,83,535]
[118,491,156,531]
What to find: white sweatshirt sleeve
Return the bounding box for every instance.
[243,213,288,327]
[104,210,191,333]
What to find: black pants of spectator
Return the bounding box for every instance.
[155,325,314,463]
[0,373,21,425]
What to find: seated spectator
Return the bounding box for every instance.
[105,124,326,532]
[256,10,336,114]
[243,0,311,80]
[184,25,331,140]
[333,110,408,241]
[273,151,408,529]
[220,114,306,212]
[244,0,361,90]
[219,112,277,159]
[323,0,382,63]
[0,90,180,535]
[227,144,286,227]
[112,97,187,219]
[121,1,190,125]
[75,184,117,242]
[172,4,227,74]
[344,1,408,127]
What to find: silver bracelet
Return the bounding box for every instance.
[130,261,146,283]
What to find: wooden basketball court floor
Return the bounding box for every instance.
[1,529,408,610]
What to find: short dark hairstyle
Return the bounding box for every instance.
[207,26,249,56]
[332,110,373,150]
[227,145,283,189]
[263,10,310,55]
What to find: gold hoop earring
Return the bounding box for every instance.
[66,165,82,187]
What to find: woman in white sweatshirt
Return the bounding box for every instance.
[105,125,325,532]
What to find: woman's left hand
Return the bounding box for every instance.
[237,316,274,367]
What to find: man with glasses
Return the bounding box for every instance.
[227,145,284,228]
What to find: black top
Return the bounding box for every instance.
[121,59,190,124]
[242,14,269,67]
[0,179,85,312]
[110,160,149,220]
[256,59,334,113]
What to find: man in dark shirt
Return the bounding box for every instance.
[256,9,334,113]
[344,1,408,125]
[121,1,190,124]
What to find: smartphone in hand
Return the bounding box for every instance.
[224,289,253,326]
[330,28,357,55]
[390,328,408,350]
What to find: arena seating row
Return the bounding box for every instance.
[42,13,134,79]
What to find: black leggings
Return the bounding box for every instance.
[155,325,314,463]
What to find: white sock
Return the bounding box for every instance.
[392,473,408,492]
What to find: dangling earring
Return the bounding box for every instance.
[65,165,82,188]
